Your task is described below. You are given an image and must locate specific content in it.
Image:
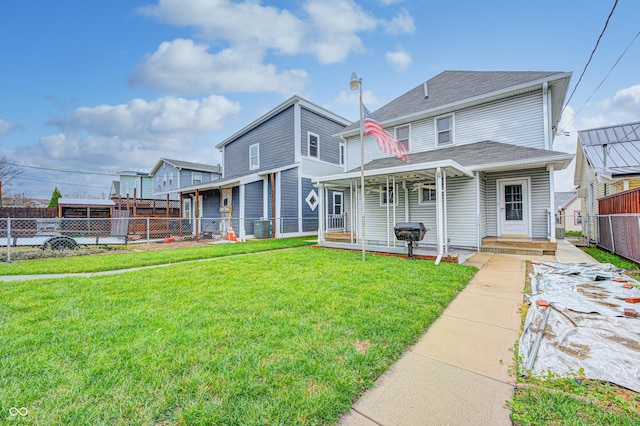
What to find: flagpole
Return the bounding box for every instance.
[350,72,366,261]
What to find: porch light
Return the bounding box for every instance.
[350,71,365,261]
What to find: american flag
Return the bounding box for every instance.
[363,105,410,162]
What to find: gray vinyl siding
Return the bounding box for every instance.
[408,188,437,246]
[202,190,220,218]
[281,168,299,233]
[364,182,407,246]
[444,176,478,249]
[244,181,264,235]
[119,176,154,198]
[301,178,318,232]
[232,186,240,232]
[485,168,550,238]
[345,91,545,171]
[479,172,488,238]
[300,107,346,164]
[223,106,295,179]
[179,169,215,187]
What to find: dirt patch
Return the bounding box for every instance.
[355,340,372,354]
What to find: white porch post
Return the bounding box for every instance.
[239,184,245,241]
[275,171,282,237]
[443,168,448,256]
[435,167,444,264]
[549,165,557,242]
[318,183,325,242]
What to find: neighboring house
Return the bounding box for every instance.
[110,171,154,199]
[555,191,582,233]
[149,158,222,201]
[314,70,574,259]
[171,95,351,238]
[574,121,640,221]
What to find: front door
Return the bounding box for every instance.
[498,178,530,236]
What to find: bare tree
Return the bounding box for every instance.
[0,156,23,186]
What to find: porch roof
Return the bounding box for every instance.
[314,140,573,185]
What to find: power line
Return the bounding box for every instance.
[16,175,110,189]
[556,0,618,126]
[558,29,639,133]
[5,161,117,177]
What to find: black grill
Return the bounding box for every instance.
[394,222,427,259]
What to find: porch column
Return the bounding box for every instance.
[239,184,245,241]
[435,167,445,264]
[318,183,325,242]
[195,189,200,236]
[549,165,556,242]
[443,168,448,256]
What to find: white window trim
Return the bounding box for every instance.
[339,142,345,166]
[435,113,455,146]
[379,185,396,206]
[192,172,203,185]
[418,184,437,205]
[307,132,319,159]
[249,143,260,170]
[395,123,411,152]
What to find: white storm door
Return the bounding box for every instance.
[498,178,530,236]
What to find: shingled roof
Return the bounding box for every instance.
[341,70,567,133]
[150,158,221,176]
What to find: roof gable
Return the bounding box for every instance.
[341,70,569,133]
[150,158,220,176]
[555,191,577,209]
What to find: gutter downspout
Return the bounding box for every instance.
[435,167,444,265]
[542,82,550,150]
[476,172,481,252]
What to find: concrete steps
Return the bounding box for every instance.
[481,237,556,256]
[324,232,354,243]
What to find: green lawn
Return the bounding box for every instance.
[0,248,476,425]
[0,237,315,275]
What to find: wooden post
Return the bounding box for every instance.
[166,194,170,217]
[179,193,183,237]
[133,188,137,217]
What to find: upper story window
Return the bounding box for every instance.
[249,143,260,170]
[436,114,454,146]
[339,143,345,166]
[162,175,167,187]
[308,132,319,158]
[395,125,410,151]
[168,173,173,186]
[192,172,202,185]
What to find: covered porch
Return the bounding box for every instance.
[315,159,476,264]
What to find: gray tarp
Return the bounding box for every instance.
[519,262,640,392]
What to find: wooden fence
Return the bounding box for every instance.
[0,207,57,218]
[599,187,640,214]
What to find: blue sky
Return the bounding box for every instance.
[0,0,638,199]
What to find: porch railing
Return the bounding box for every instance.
[326,213,346,231]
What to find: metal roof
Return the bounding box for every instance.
[554,191,577,210]
[577,121,640,175]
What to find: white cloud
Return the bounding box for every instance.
[130,38,308,95]
[382,8,415,35]
[601,84,640,121]
[50,94,240,141]
[0,118,19,135]
[386,48,412,71]
[134,0,405,93]
[334,89,381,107]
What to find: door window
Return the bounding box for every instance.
[504,184,523,221]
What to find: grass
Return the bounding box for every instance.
[0,237,315,275]
[0,247,476,425]
[508,262,640,425]
[564,231,582,237]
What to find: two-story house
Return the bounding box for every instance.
[110,171,154,199]
[175,95,350,239]
[314,71,574,261]
[150,158,222,201]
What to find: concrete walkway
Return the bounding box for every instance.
[340,239,596,425]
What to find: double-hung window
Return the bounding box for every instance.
[395,125,410,151]
[436,114,454,146]
[249,143,259,170]
[419,185,436,204]
[192,172,202,185]
[308,132,319,158]
[339,143,345,166]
